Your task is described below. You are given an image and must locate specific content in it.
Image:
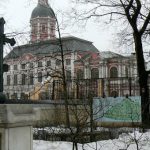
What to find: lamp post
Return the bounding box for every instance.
[0,18,5,94]
[0,17,15,95]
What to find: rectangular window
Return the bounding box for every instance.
[40,24,46,33]
[29,73,34,85]
[47,60,51,67]
[32,25,37,34]
[22,74,27,85]
[66,59,71,65]
[42,25,46,32]
[38,72,42,83]
[51,28,53,34]
[21,64,26,69]
[21,93,25,99]
[14,65,17,70]
[30,62,34,68]
[7,75,11,85]
[14,74,18,85]
[66,70,71,80]
[8,65,10,71]
[38,62,43,67]
[56,59,61,66]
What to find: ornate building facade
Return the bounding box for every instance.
[3,0,139,100]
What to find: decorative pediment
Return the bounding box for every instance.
[21,53,34,61]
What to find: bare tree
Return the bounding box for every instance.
[70,0,150,124]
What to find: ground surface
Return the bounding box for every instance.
[33,130,150,150]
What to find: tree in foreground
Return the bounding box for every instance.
[70,0,150,124]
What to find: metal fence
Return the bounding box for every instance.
[47,77,142,100]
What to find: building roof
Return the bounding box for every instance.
[31,4,55,19]
[74,51,100,63]
[5,36,99,59]
[100,51,125,60]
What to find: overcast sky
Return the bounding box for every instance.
[1,0,122,54]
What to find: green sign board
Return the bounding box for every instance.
[93,97,141,123]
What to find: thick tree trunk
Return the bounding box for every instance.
[133,32,149,124]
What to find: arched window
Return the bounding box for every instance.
[91,68,99,79]
[77,69,84,79]
[110,67,118,78]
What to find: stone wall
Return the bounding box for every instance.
[33,104,90,127]
[0,104,34,150]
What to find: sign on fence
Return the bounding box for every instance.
[93,96,141,123]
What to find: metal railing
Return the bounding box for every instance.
[39,77,142,100]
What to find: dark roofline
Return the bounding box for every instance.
[101,51,125,57]
[5,36,99,60]
[61,36,93,44]
[12,36,94,50]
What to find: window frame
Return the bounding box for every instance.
[14,74,18,85]
[38,62,43,67]
[91,68,99,79]
[46,60,51,67]
[22,74,27,85]
[76,69,84,79]
[38,72,42,83]
[14,65,18,70]
[7,75,11,86]
[29,73,34,85]
[21,64,26,70]
[65,59,71,65]
[56,59,61,66]
[110,67,118,78]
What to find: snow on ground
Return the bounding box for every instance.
[33,141,73,150]
[33,131,150,150]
